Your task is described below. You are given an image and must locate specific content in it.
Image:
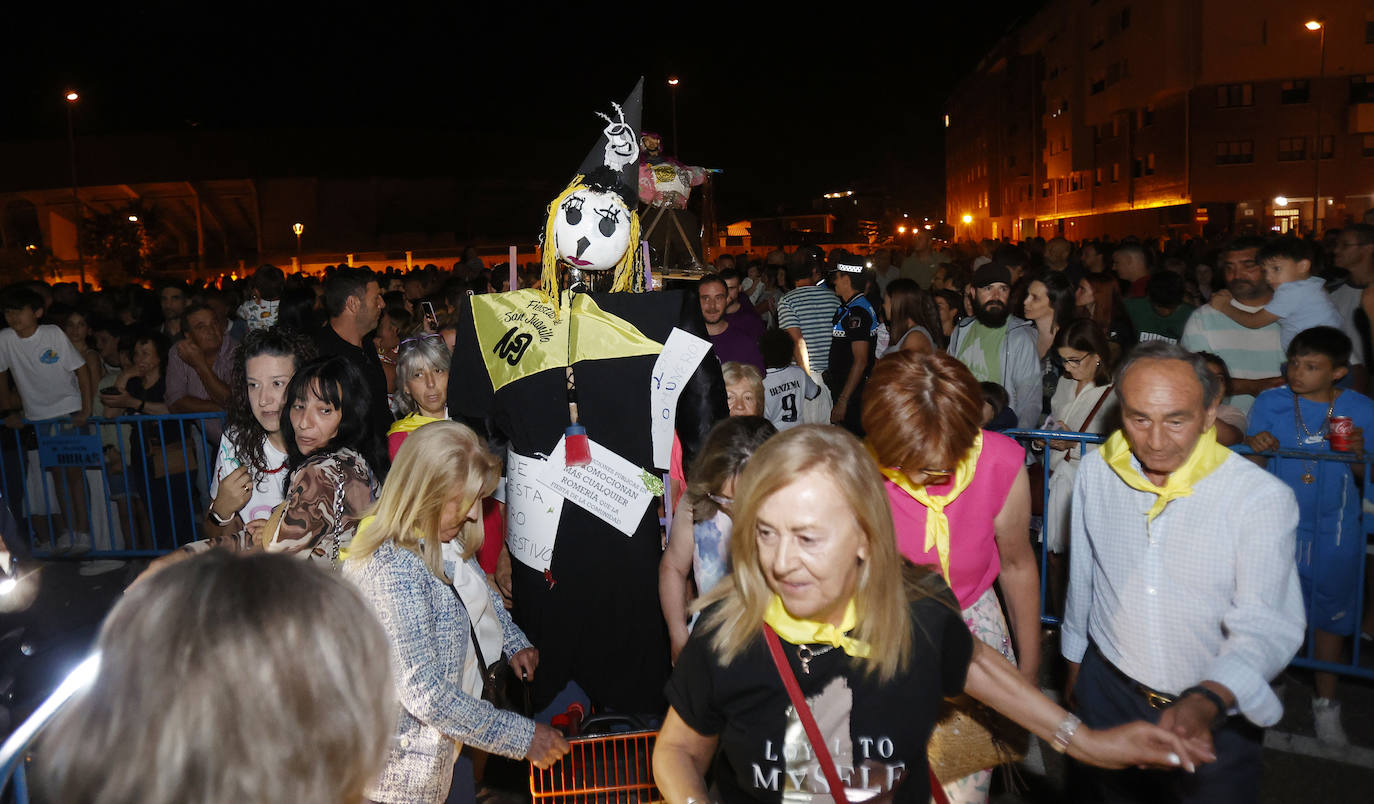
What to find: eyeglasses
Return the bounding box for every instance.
[1059,354,1094,367]
[399,332,441,349]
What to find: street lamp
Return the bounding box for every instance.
[667,76,680,158]
[64,90,84,290]
[293,222,304,264]
[1305,19,1325,234]
[1275,195,1289,207]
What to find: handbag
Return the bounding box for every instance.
[762,625,950,804]
[926,693,1030,784]
[456,587,532,716]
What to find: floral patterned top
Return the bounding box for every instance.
[264,447,379,567]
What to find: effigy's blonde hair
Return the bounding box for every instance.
[348,420,499,582]
[695,424,924,682]
[539,175,644,315]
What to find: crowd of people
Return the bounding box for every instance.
[13,219,1374,803]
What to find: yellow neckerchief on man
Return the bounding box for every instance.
[868,433,983,583]
[763,595,871,658]
[1098,426,1231,521]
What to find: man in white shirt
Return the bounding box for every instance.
[1062,341,1305,804]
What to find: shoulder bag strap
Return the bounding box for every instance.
[1077,384,1114,433]
[1060,384,1114,460]
[449,585,491,674]
[762,625,850,804]
[761,626,954,804]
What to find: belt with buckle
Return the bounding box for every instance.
[1092,645,1176,710]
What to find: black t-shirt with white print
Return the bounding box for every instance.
[665,572,972,803]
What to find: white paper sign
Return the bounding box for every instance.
[650,327,713,469]
[504,450,565,572]
[537,436,659,537]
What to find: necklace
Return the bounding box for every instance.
[797,643,837,675]
[1293,391,1336,484]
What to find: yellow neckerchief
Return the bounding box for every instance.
[387,413,442,436]
[1099,426,1231,521]
[869,433,983,582]
[763,596,871,658]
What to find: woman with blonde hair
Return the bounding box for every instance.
[722,361,765,416]
[38,550,395,804]
[654,425,1205,804]
[344,421,568,803]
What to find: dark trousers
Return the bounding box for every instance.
[1069,646,1263,804]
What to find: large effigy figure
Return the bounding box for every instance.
[449,79,726,716]
[638,131,710,270]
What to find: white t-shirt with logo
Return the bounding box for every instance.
[210,429,290,524]
[0,325,84,419]
[763,365,821,431]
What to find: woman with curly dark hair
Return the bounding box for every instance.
[203,328,316,552]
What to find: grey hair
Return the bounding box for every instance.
[1114,341,1223,406]
[393,335,453,415]
[38,551,395,804]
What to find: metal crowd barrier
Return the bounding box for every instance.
[0,412,225,559]
[1006,428,1374,682]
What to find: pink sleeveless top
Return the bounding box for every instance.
[885,430,1025,609]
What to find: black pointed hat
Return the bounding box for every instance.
[572,77,644,207]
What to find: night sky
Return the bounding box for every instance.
[4,1,1039,225]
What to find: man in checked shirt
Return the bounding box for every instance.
[1061,341,1306,804]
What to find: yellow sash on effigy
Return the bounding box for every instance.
[468,289,663,392]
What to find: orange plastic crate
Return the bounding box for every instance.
[529,728,661,803]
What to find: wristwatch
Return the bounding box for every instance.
[1179,685,1230,730]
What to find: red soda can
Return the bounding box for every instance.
[1329,415,1355,451]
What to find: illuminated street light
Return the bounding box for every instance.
[127,215,138,223]
[293,222,304,263]
[667,76,680,158]
[961,214,973,224]
[898,225,907,234]
[64,90,85,289]
[1275,196,1289,207]
[1305,19,1326,234]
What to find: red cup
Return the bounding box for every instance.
[1329,415,1354,451]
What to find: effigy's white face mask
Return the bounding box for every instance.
[553,188,632,272]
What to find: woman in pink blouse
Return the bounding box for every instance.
[862,351,1041,804]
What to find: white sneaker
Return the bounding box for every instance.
[78,560,126,577]
[1313,697,1350,747]
[64,532,92,556]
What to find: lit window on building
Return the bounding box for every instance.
[1280,80,1310,104]
[1216,140,1255,165]
[1278,137,1307,162]
[1112,163,1120,182]
[1216,83,1254,108]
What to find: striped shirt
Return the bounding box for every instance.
[1179,303,1283,413]
[777,284,840,374]
[1063,449,1305,727]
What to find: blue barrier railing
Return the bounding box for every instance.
[1006,427,1374,682]
[0,412,226,559]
